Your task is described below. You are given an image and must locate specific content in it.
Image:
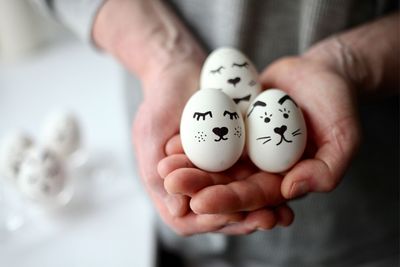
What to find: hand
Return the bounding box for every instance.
[260,52,362,199]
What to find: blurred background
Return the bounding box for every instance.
[0,0,155,266]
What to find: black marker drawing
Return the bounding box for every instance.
[223,110,239,120]
[210,66,225,74]
[213,127,228,142]
[194,131,207,143]
[193,111,212,121]
[274,125,292,146]
[233,94,251,104]
[260,112,272,123]
[227,77,241,87]
[292,129,302,137]
[279,108,290,119]
[234,126,242,138]
[257,136,272,144]
[232,62,249,68]
[247,101,267,118]
[278,95,298,107]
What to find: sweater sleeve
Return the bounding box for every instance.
[30,0,106,43]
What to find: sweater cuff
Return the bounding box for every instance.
[51,0,106,44]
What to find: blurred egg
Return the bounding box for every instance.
[0,131,33,182]
[180,89,245,172]
[246,89,307,173]
[200,47,261,115]
[42,111,81,158]
[18,146,66,202]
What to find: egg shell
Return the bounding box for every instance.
[200,47,261,115]
[246,89,307,173]
[18,146,66,202]
[42,111,81,158]
[180,89,245,172]
[0,131,33,182]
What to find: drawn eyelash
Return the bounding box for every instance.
[232,62,249,68]
[223,110,239,120]
[210,66,225,74]
[193,111,212,121]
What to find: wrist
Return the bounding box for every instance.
[93,0,205,80]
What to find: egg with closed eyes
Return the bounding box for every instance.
[180,89,245,172]
[246,89,307,173]
[200,47,261,115]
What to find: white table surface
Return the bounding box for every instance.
[0,39,155,267]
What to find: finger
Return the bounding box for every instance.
[164,168,233,196]
[282,123,360,199]
[275,204,295,226]
[190,172,285,214]
[215,208,279,235]
[165,134,184,155]
[158,154,194,178]
[224,158,258,180]
[169,212,244,236]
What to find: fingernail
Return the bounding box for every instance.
[290,180,309,199]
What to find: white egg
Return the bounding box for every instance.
[0,131,33,182]
[18,146,66,202]
[42,111,81,158]
[246,89,307,173]
[180,89,245,172]
[200,47,261,115]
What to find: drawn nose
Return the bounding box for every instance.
[213,127,228,137]
[274,125,287,136]
[227,77,241,87]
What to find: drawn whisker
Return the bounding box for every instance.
[256,136,272,144]
[292,129,301,136]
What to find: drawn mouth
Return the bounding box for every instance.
[233,94,251,104]
[276,135,292,146]
[214,136,228,142]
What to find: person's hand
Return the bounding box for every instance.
[158,134,295,234]
[260,50,362,199]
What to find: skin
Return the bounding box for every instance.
[93,0,399,235]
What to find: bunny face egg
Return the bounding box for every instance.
[200,47,261,115]
[18,146,66,201]
[246,89,307,173]
[180,89,245,172]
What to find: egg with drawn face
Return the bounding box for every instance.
[180,89,245,172]
[246,89,307,173]
[200,47,261,115]
[0,131,33,182]
[18,146,66,202]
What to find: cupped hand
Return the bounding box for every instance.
[133,60,294,235]
[260,54,362,199]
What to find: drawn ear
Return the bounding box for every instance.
[278,95,298,107]
[247,100,266,117]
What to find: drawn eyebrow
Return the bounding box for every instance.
[247,100,267,117]
[210,66,225,74]
[232,62,249,68]
[193,111,212,121]
[278,95,298,107]
[223,110,239,120]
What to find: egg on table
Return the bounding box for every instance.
[180,89,245,172]
[246,89,307,173]
[200,47,261,115]
[42,111,81,158]
[18,146,66,202]
[0,131,33,182]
